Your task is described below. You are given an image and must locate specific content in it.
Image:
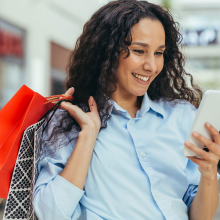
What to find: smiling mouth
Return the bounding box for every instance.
[132,73,150,82]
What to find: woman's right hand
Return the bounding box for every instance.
[60,87,101,136]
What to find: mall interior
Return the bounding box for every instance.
[0,0,220,219]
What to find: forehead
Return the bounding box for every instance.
[130,18,165,45]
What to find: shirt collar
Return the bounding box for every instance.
[139,92,164,118]
[107,92,164,118]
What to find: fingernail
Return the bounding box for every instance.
[193,132,198,137]
[185,142,190,147]
[206,123,211,127]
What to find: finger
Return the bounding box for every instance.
[65,87,75,96]
[205,123,220,145]
[185,141,219,164]
[60,101,75,111]
[60,102,87,125]
[192,131,216,152]
[60,102,81,116]
[187,156,217,172]
[187,156,206,166]
[88,96,98,112]
[184,141,212,161]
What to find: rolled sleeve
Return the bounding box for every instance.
[34,174,84,220]
[183,184,198,210]
[33,156,84,220]
[182,157,201,211]
[53,175,84,216]
[183,172,220,211]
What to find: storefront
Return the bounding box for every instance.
[51,42,71,95]
[0,19,26,109]
[180,11,220,91]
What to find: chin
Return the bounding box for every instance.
[133,89,148,97]
[136,86,149,94]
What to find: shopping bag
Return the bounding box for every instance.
[2,96,73,220]
[3,118,45,220]
[0,85,53,199]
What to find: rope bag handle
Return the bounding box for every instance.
[44,94,73,105]
[39,94,74,132]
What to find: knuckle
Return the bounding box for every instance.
[206,165,212,171]
[200,151,206,158]
[207,139,213,147]
[210,158,217,165]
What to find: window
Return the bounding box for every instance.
[0,20,25,109]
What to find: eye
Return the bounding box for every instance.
[155,52,164,56]
[133,50,144,54]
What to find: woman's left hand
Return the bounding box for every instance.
[184,122,220,180]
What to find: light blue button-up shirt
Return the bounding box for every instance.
[33,92,220,220]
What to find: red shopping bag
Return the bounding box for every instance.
[0,85,54,199]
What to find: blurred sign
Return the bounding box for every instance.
[0,29,23,58]
[182,28,218,46]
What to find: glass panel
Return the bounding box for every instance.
[0,19,25,109]
[51,68,66,95]
[0,59,25,109]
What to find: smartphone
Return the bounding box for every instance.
[182,90,220,157]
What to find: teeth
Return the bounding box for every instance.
[132,73,149,82]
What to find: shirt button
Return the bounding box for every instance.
[155,193,160,199]
[140,152,145,157]
[130,120,135,125]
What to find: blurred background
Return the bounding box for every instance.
[0,0,220,219]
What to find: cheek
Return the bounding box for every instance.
[118,53,142,73]
[157,58,164,73]
[128,53,143,68]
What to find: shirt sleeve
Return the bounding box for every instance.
[183,168,220,210]
[33,109,84,220]
[182,103,220,210]
[182,159,200,210]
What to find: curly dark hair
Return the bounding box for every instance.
[42,0,203,156]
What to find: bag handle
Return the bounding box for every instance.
[44,94,73,105]
[39,94,74,132]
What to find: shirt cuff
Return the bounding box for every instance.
[182,184,198,210]
[52,175,85,217]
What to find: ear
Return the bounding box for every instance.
[88,96,98,112]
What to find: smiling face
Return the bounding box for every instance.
[114,18,165,100]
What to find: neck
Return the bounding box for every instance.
[111,91,141,118]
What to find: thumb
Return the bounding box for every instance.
[65,87,74,96]
[88,96,98,112]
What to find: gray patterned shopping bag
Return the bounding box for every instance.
[3,119,45,220]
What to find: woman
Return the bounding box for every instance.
[33,1,220,219]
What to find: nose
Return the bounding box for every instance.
[143,54,157,74]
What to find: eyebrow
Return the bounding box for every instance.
[131,42,166,49]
